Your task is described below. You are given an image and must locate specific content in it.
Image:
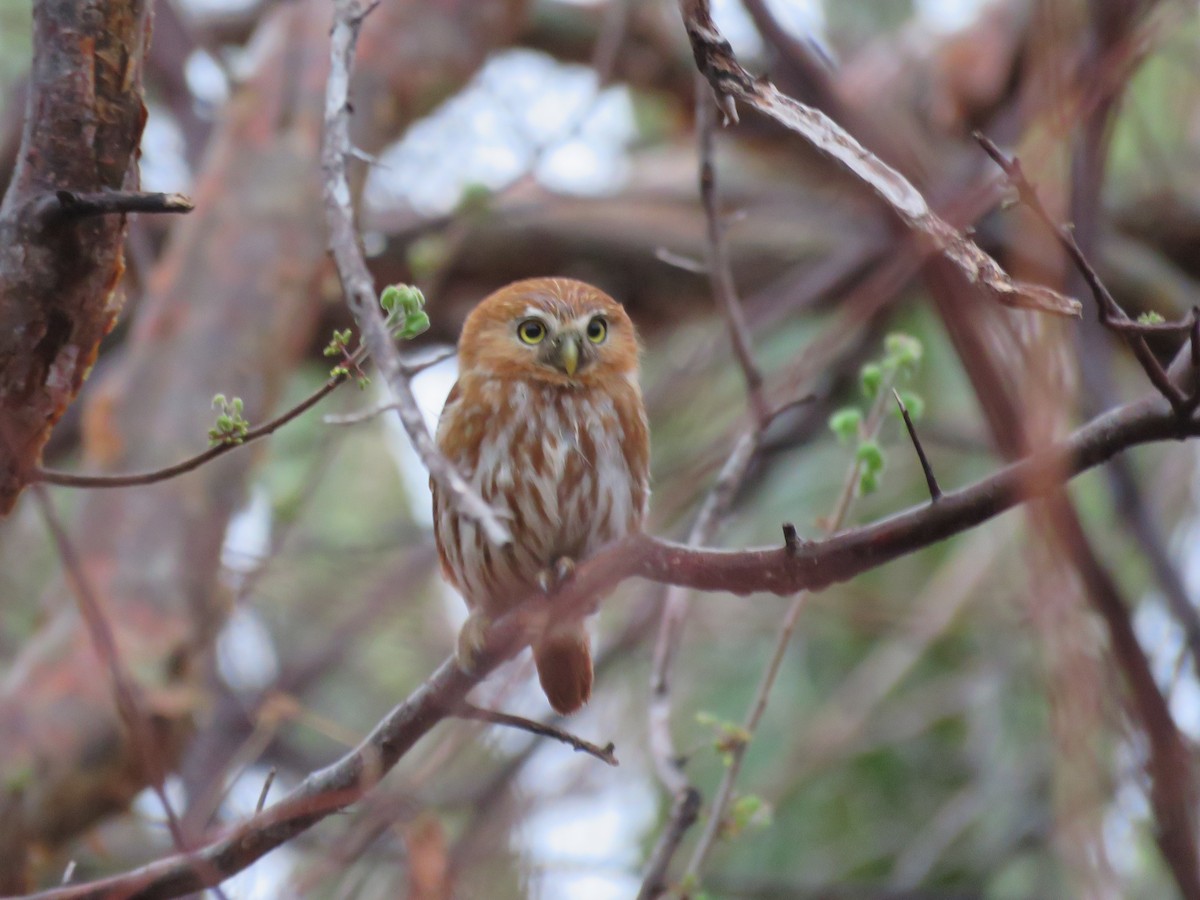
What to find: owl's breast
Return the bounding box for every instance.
[435,377,647,609]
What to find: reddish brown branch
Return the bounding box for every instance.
[974,132,1193,414]
[0,0,156,513]
[30,385,1199,899]
[33,365,351,488]
[674,0,1080,318]
[30,486,227,893]
[696,78,770,427]
[452,703,618,766]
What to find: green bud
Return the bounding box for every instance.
[860,363,883,398]
[828,407,862,443]
[895,390,925,420]
[855,440,884,472]
[859,470,879,495]
[399,310,431,339]
[885,332,923,365]
[1137,311,1166,325]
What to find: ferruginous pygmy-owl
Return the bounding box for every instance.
[432,277,650,714]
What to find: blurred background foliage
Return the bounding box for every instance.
[3,0,1200,897]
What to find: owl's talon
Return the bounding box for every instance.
[536,556,576,593]
[456,612,491,674]
[553,556,576,582]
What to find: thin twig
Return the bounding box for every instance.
[974,132,1192,413]
[34,355,357,488]
[637,788,701,900]
[324,348,458,424]
[321,0,509,546]
[679,365,899,889]
[696,77,771,428]
[643,78,779,826]
[452,703,618,767]
[893,388,941,501]
[675,0,1081,318]
[35,189,194,222]
[31,485,229,897]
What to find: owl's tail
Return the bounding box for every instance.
[534,625,593,715]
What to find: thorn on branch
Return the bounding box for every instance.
[453,702,618,766]
[256,767,277,813]
[37,189,194,222]
[892,389,941,502]
[782,522,802,555]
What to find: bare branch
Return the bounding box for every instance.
[674,0,1081,318]
[974,132,1192,412]
[34,359,354,488]
[34,189,194,222]
[28,387,1200,898]
[696,77,770,426]
[637,787,701,900]
[452,703,618,767]
[320,0,510,546]
[31,485,227,893]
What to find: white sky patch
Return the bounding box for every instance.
[915,0,992,33]
[176,0,258,17]
[220,777,303,900]
[131,775,187,824]
[221,485,273,577]
[518,765,658,900]
[761,0,826,40]
[378,352,459,528]
[710,0,764,57]
[366,50,637,217]
[140,109,192,193]
[185,49,230,107]
[216,605,280,694]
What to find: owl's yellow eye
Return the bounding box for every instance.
[586,316,607,344]
[517,319,547,345]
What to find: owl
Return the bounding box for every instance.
[432,278,650,714]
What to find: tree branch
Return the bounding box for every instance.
[32,384,1199,899]
[321,0,510,546]
[33,358,355,488]
[452,703,618,767]
[675,0,1081,318]
[974,132,1193,413]
[0,0,157,512]
[33,190,194,222]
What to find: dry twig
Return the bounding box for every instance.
[320,0,510,546]
[676,0,1081,318]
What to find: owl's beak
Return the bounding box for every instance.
[551,333,582,377]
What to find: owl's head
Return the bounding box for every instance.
[456,278,640,388]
